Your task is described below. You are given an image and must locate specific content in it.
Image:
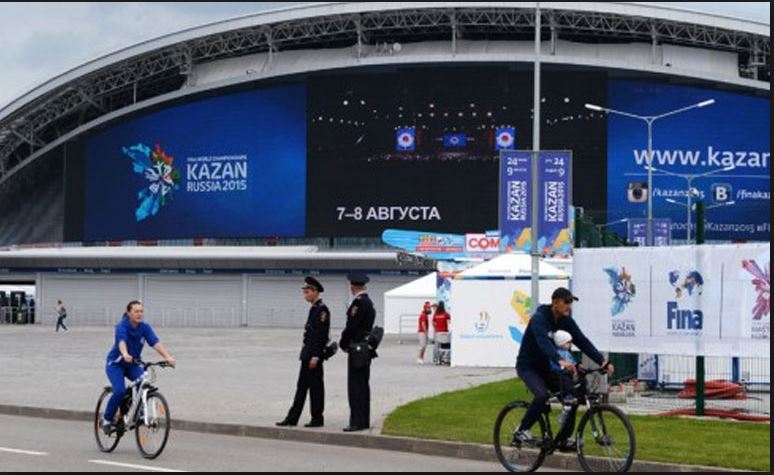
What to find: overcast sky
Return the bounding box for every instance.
[0,2,769,108]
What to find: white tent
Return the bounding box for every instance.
[383,272,437,335]
[450,254,571,367]
[457,253,569,279]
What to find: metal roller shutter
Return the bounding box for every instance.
[39,275,139,326]
[142,275,242,327]
[247,275,350,328]
[246,274,416,328]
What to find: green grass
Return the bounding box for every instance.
[382,379,770,471]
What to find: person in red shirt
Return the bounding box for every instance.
[432,301,451,334]
[417,302,432,364]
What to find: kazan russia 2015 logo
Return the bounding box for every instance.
[124,143,181,222]
[604,267,637,337]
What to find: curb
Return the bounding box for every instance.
[0,404,747,472]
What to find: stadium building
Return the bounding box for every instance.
[0,2,769,327]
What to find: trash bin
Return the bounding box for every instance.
[15,310,28,324]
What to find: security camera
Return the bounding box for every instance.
[627,182,648,203]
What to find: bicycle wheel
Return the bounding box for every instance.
[135,392,171,459]
[493,401,548,472]
[576,404,635,472]
[94,388,122,453]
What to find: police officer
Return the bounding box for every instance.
[277,276,330,428]
[340,272,376,432]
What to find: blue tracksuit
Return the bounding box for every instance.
[103,316,160,422]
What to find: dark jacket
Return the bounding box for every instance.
[516,304,604,372]
[340,293,376,352]
[300,300,331,361]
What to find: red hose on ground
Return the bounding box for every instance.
[657,379,769,422]
[676,379,747,400]
[657,408,770,423]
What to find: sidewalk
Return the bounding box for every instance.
[0,325,512,432]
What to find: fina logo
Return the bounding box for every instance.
[474,311,491,333]
[667,270,705,332]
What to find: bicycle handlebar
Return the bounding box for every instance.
[576,364,610,376]
[133,359,171,369]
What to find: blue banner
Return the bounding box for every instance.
[607,80,770,241]
[499,151,573,256]
[538,151,573,256]
[84,85,307,241]
[381,229,466,260]
[396,127,416,151]
[499,151,532,253]
[495,127,516,151]
[443,133,467,148]
[627,218,672,247]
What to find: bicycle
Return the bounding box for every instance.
[494,366,635,472]
[94,360,172,459]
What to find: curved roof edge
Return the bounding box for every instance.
[1,1,768,118]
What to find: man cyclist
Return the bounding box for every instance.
[514,287,614,451]
[101,300,175,435]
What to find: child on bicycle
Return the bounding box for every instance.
[550,330,578,406]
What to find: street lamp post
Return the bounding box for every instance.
[585,99,715,246]
[655,165,736,243]
[665,198,736,244]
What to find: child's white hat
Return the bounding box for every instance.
[553,330,573,347]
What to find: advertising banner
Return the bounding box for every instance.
[607,80,770,241]
[573,243,770,357]
[84,85,307,240]
[499,150,532,254]
[538,151,573,256]
[627,218,672,247]
[499,151,573,257]
[450,279,567,367]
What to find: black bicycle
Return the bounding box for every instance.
[494,366,635,472]
[94,360,172,459]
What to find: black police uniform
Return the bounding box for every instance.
[281,280,330,427]
[340,274,376,431]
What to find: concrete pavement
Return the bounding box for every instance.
[0,325,513,433]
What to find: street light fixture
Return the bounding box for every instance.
[706,201,736,210]
[665,198,694,209]
[585,99,715,245]
[653,165,736,243]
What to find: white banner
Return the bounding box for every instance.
[449,279,567,367]
[568,249,651,350]
[574,243,770,358]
